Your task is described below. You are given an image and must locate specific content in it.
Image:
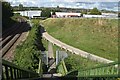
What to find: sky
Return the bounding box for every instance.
[5,0,120,11]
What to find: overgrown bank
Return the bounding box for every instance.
[13,20,45,71]
[41,18,118,61]
[64,52,102,72]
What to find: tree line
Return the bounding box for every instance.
[2,1,16,31]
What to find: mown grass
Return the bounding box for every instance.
[41,18,118,61]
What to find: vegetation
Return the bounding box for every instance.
[14,20,45,71]
[64,52,102,72]
[89,7,101,15]
[18,4,24,11]
[41,35,102,72]
[41,18,118,61]
[41,9,51,18]
[2,1,16,31]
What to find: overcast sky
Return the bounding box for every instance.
[5,0,119,11]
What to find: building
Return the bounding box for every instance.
[14,10,42,18]
[53,12,81,18]
[83,14,105,18]
[102,13,118,18]
[83,13,118,18]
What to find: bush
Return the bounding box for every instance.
[14,21,45,71]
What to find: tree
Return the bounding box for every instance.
[81,10,87,17]
[19,4,24,11]
[57,6,59,8]
[90,7,101,15]
[41,9,51,18]
[2,1,14,31]
[2,2,13,18]
[52,11,56,15]
[118,13,120,17]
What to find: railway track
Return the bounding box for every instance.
[1,18,30,60]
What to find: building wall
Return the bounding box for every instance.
[83,13,118,18]
[14,10,42,18]
[55,12,81,18]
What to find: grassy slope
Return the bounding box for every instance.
[64,52,102,71]
[41,18,118,61]
[42,39,102,71]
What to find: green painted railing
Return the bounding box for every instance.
[2,59,39,80]
[78,62,119,79]
[64,70,78,77]
[37,59,43,77]
[57,60,68,76]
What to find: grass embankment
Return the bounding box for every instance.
[64,52,102,72]
[13,20,45,71]
[41,18,118,61]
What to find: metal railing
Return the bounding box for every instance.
[37,59,43,77]
[2,59,39,80]
[78,62,119,79]
[57,60,68,76]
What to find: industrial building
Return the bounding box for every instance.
[52,12,81,18]
[14,10,42,18]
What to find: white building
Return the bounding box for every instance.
[14,10,42,18]
[83,13,118,18]
[55,12,81,18]
[102,13,118,18]
[83,14,105,18]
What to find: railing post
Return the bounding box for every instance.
[2,67,4,80]
[14,68,17,79]
[17,69,19,79]
[19,70,21,78]
[10,67,13,79]
[5,66,9,80]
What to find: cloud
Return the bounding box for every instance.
[5,0,119,11]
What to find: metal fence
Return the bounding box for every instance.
[78,62,119,79]
[2,59,39,80]
[57,60,68,76]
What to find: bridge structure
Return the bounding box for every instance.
[1,24,120,80]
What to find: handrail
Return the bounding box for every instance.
[61,60,68,75]
[2,59,39,80]
[37,59,43,77]
[78,61,119,78]
[64,70,78,77]
[57,60,68,76]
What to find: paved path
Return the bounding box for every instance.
[42,32,113,63]
[48,42,54,58]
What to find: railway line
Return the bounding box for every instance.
[1,18,30,61]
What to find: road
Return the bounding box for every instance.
[42,32,113,63]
